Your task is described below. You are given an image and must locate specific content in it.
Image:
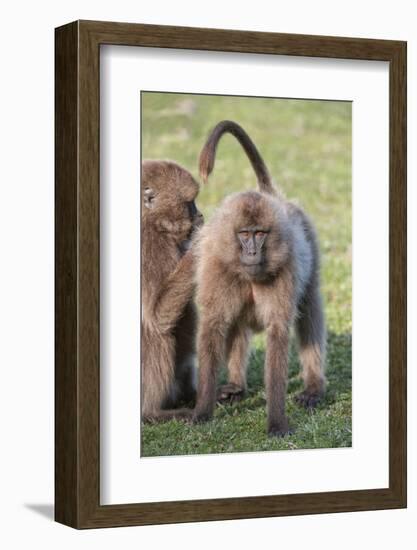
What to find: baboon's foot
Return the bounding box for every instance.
[142,407,193,424]
[295,390,323,410]
[217,383,246,404]
[191,410,213,424]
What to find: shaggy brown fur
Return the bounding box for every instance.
[192,121,326,436]
[141,160,203,422]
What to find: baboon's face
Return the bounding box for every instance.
[145,188,203,239]
[142,160,203,240]
[237,227,268,277]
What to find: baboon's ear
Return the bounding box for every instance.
[144,187,156,209]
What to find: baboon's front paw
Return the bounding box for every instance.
[295,390,323,410]
[268,420,294,438]
[217,383,245,404]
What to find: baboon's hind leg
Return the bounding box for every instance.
[141,335,193,423]
[217,326,250,403]
[295,284,326,409]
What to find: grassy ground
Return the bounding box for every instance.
[141,92,352,456]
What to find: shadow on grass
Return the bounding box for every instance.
[240,331,351,405]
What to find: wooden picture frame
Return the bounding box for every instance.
[55,20,407,529]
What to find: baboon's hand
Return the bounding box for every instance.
[268,418,294,438]
[216,383,245,404]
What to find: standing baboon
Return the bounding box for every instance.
[193,121,326,436]
[141,160,203,422]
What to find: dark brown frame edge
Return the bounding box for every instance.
[55,20,407,529]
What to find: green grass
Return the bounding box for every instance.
[141,92,352,456]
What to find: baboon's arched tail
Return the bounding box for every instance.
[199,120,275,195]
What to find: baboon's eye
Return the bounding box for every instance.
[256,231,266,237]
[144,187,156,209]
[239,231,250,239]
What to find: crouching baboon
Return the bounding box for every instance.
[141,160,203,422]
[193,121,326,436]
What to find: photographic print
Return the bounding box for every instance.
[141,91,352,457]
[55,21,405,528]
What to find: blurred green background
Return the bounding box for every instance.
[141,92,352,456]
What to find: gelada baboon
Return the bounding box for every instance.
[193,120,326,436]
[141,160,203,422]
